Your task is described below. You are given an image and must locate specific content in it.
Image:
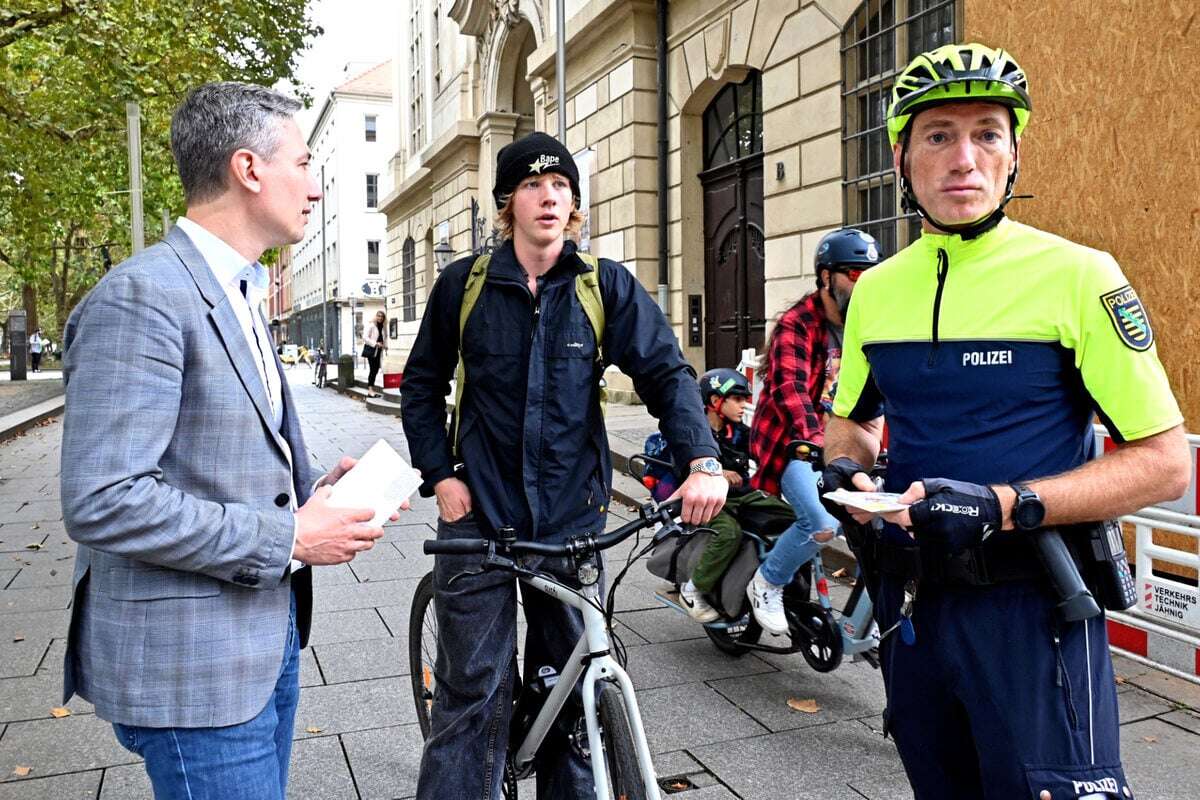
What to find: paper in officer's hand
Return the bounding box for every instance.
[326,439,421,525]
[822,489,910,514]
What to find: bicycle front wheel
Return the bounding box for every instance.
[598,683,649,800]
[408,570,438,738]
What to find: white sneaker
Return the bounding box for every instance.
[746,568,788,635]
[679,580,720,623]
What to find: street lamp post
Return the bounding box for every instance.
[320,162,328,354]
[556,0,567,141]
[126,102,145,253]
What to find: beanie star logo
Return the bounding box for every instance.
[529,154,561,174]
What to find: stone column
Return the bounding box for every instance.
[475,111,521,223]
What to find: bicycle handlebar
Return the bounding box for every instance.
[423,498,684,558]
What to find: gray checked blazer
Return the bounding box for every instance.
[60,225,318,728]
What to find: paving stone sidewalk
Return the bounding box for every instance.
[0,373,1196,798]
[0,381,63,419]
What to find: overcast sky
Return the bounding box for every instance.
[284,0,400,139]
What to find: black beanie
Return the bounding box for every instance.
[493,132,580,207]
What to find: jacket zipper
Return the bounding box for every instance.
[927,248,949,367]
[528,283,541,344]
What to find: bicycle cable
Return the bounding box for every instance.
[603,518,663,669]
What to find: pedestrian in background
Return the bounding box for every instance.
[362,309,386,397]
[29,328,43,372]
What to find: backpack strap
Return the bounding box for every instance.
[452,254,491,457]
[574,252,608,414]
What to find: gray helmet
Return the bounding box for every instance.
[699,368,752,406]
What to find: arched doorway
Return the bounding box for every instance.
[700,72,764,370]
[494,20,536,139]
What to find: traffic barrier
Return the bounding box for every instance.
[1093,426,1200,683]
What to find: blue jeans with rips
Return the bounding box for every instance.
[760,459,841,586]
[112,592,301,800]
[416,514,595,800]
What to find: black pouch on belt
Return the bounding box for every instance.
[1066,519,1137,612]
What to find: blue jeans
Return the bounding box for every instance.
[112,593,301,800]
[417,514,594,800]
[760,459,840,586]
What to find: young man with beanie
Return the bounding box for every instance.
[401,131,727,798]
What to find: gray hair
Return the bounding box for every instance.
[170,82,303,204]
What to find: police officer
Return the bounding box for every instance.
[400,132,727,799]
[821,44,1189,798]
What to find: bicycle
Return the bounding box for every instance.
[409,499,684,800]
[634,447,885,673]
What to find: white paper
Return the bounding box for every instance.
[326,439,422,526]
[822,489,910,514]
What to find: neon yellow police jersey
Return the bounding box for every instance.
[833,218,1182,492]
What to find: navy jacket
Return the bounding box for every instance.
[401,240,718,540]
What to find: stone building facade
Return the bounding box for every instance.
[381,0,1196,429]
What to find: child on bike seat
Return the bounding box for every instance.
[679,368,792,622]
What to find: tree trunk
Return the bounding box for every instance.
[21,282,38,331]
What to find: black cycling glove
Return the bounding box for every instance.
[908,478,1002,555]
[818,457,867,525]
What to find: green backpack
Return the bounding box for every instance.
[452,252,606,455]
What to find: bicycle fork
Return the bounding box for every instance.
[511,577,661,800]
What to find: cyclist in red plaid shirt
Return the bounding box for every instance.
[745,228,883,633]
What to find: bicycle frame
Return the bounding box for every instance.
[511,571,661,800]
[808,549,879,657]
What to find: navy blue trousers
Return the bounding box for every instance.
[876,576,1134,799]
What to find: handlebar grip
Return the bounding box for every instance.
[423,539,491,555]
[658,498,683,518]
[1032,529,1101,622]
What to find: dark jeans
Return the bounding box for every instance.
[112,592,301,799]
[417,515,595,800]
[366,350,381,389]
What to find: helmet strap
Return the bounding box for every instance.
[898,136,1021,241]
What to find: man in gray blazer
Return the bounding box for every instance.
[60,82,389,799]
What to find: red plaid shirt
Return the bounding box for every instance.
[750,293,829,496]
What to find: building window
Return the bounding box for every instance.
[367,240,380,274]
[432,7,442,94]
[402,237,416,322]
[365,115,377,142]
[702,72,763,169]
[841,0,959,256]
[409,4,425,151]
[366,174,379,209]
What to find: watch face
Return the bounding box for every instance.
[697,458,721,474]
[1015,496,1045,530]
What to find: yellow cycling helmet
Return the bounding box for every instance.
[887,43,1031,147]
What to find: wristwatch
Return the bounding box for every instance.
[688,457,723,477]
[1009,483,1046,531]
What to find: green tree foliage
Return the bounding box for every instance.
[0,0,320,340]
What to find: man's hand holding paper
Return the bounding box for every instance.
[295,440,418,565]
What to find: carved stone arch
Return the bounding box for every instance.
[680,65,753,116]
[485,17,538,118]
[517,0,545,42]
[819,0,863,28]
